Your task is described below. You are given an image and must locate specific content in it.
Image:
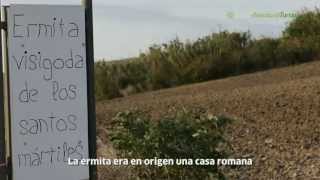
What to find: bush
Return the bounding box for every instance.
[280,8,320,65]
[244,38,280,70]
[283,8,320,38]
[95,62,122,99]
[95,59,151,100]
[110,109,232,180]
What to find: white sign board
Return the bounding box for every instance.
[8,5,89,180]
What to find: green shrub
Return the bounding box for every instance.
[110,109,232,180]
[95,62,122,100]
[283,8,320,38]
[245,38,280,70]
[279,9,320,65]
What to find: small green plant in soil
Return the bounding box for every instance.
[110,109,232,180]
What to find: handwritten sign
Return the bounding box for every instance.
[8,5,89,180]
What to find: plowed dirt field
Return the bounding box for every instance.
[97,61,320,179]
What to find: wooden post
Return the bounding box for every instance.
[0,1,7,179]
[81,0,97,180]
[1,5,11,180]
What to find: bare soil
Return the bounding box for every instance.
[96,61,320,179]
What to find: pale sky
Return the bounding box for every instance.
[2,0,320,60]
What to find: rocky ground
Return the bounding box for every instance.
[96,61,320,179]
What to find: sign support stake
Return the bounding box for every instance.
[0,2,7,179]
[81,0,97,180]
[1,5,12,180]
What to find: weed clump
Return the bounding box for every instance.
[110,109,232,180]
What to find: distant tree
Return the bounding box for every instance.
[283,8,320,38]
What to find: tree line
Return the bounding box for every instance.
[95,9,320,100]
